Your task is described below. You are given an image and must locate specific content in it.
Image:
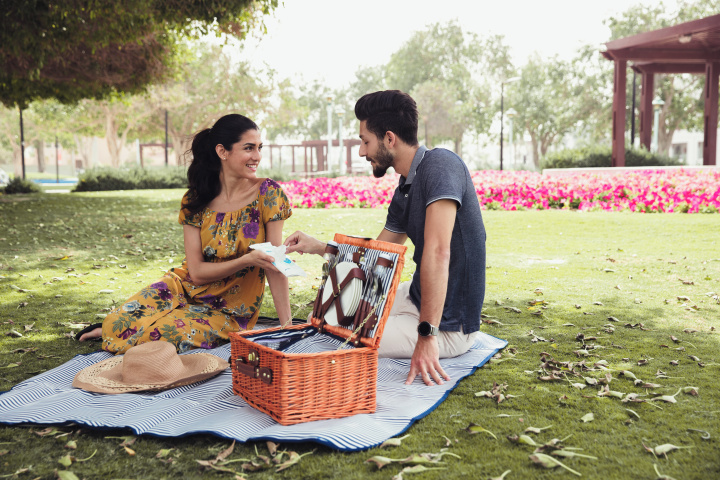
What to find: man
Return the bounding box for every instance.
[284,90,486,386]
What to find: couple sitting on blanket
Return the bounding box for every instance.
[79,90,487,387]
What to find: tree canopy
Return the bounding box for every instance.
[0,0,277,108]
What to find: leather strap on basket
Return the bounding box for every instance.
[318,267,365,327]
[352,250,364,263]
[376,256,393,268]
[234,349,273,385]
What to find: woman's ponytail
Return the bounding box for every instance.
[184,128,221,215]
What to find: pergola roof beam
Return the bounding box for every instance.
[607,48,720,61]
[632,63,707,74]
[605,14,720,51]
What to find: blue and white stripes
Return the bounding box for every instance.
[0,333,507,452]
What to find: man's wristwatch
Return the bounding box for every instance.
[417,321,439,337]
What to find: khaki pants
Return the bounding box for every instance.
[377,281,477,359]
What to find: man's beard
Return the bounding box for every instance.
[370,142,394,178]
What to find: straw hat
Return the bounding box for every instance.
[72,341,229,394]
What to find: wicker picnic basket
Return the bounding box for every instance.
[229,234,406,425]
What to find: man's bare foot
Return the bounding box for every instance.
[79,327,102,341]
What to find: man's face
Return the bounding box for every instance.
[359,120,394,178]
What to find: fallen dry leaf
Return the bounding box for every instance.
[529,453,582,477]
[488,470,512,480]
[275,450,314,473]
[642,442,691,457]
[380,434,411,448]
[466,424,497,439]
[580,413,594,423]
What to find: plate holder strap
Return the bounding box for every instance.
[318,267,366,327]
[337,267,366,327]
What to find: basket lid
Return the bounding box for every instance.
[311,234,406,350]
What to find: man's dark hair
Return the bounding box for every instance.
[354,90,419,146]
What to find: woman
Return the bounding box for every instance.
[79,114,292,353]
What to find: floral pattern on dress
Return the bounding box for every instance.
[101,179,292,354]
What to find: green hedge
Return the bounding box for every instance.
[73,167,188,192]
[541,145,683,170]
[2,177,42,194]
[72,166,302,192]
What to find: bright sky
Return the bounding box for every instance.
[240,0,678,90]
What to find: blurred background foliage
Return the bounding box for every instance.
[1,0,719,179]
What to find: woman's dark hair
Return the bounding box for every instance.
[183,114,259,215]
[354,90,419,146]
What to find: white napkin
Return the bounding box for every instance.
[249,242,307,277]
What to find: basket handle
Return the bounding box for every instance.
[234,349,273,385]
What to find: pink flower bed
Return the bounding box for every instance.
[280,169,720,213]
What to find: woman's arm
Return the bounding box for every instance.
[264,220,291,326]
[183,224,278,285]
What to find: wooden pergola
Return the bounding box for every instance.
[602,14,720,167]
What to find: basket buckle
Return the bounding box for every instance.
[234,349,273,385]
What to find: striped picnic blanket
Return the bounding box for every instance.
[0,332,506,451]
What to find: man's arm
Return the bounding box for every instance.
[285,228,408,256]
[405,199,457,386]
[377,228,408,245]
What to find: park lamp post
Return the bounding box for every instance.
[336,107,345,174]
[326,95,333,172]
[500,76,520,171]
[652,96,665,153]
[506,107,517,166]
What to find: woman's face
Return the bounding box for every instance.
[220,129,262,179]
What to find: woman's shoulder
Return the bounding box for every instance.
[179,189,204,226]
[258,177,283,195]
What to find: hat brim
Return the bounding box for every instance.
[72,350,229,394]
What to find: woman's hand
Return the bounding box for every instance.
[243,249,280,273]
[283,230,326,256]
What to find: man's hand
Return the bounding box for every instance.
[283,230,326,256]
[405,336,450,386]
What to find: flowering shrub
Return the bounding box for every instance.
[281,175,398,209]
[280,169,720,213]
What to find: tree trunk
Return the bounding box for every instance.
[454,134,463,158]
[104,107,122,167]
[34,140,46,173]
[540,133,556,159]
[73,135,93,169]
[12,144,22,177]
[170,131,187,166]
[658,128,675,156]
[529,133,541,168]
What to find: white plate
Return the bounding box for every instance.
[322,262,363,326]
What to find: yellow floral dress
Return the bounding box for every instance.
[101,179,292,354]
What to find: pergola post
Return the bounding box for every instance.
[639,72,654,151]
[612,60,627,167]
[703,61,719,166]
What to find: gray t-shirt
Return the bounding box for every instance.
[385,146,486,334]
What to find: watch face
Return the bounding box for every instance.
[418,321,431,336]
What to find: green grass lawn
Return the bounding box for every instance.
[0,190,719,479]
